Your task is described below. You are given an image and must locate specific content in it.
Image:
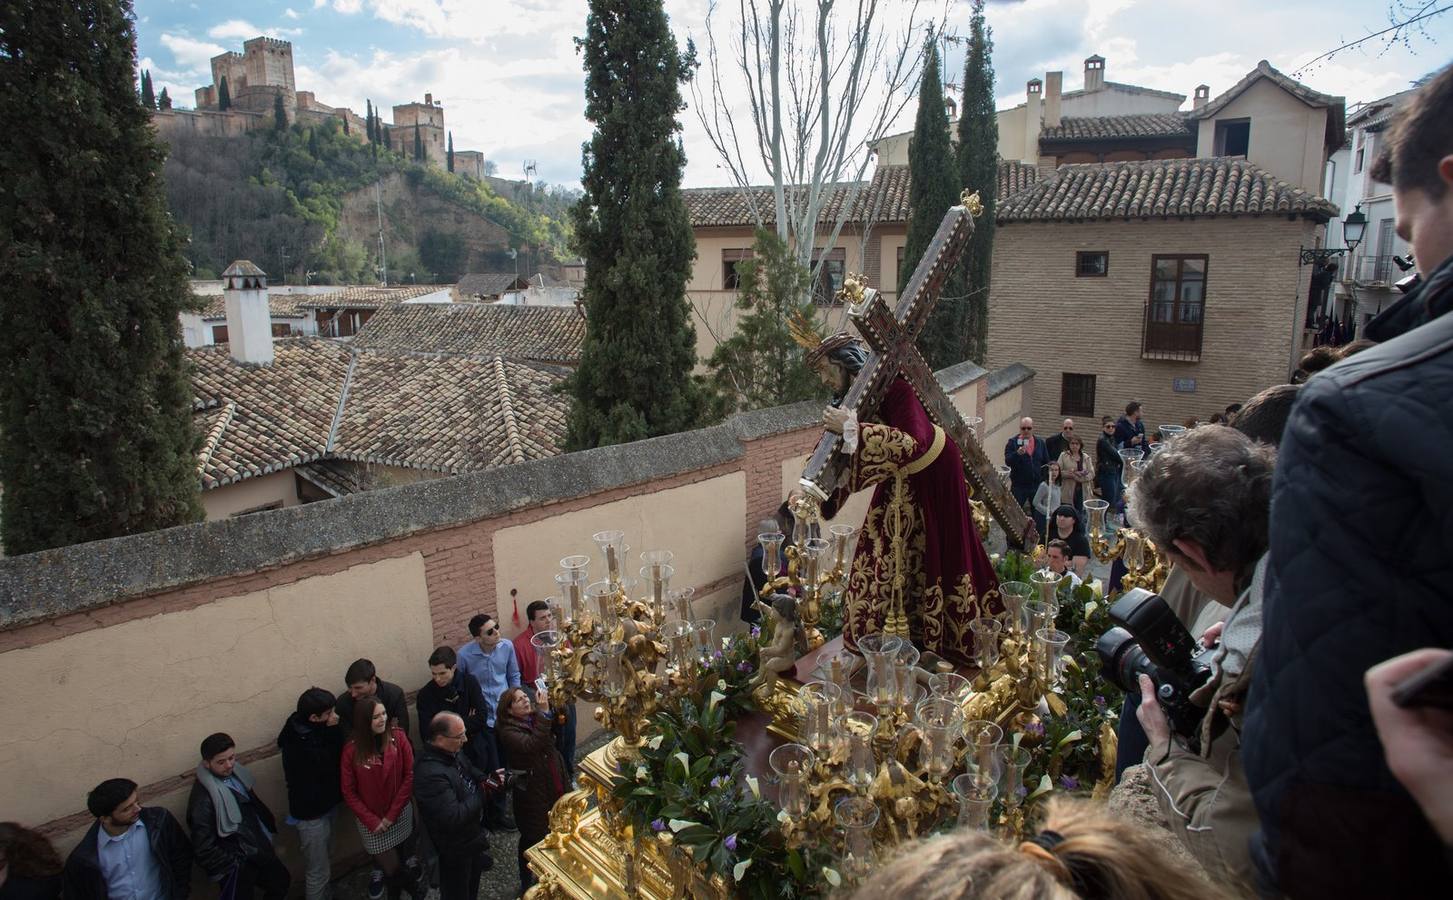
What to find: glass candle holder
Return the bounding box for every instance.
[692,618,716,663]
[998,744,1032,808]
[640,563,673,621]
[802,537,830,594]
[1119,448,1142,480]
[798,681,842,753]
[951,775,998,830]
[963,719,1004,787]
[1025,599,1056,637]
[999,581,1034,635]
[591,530,626,585]
[1159,424,1187,443]
[586,580,618,631]
[669,586,696,623]
[834,796,880,882]
[530,629,564,687]
[892,641,921,710]
[996,464,1011,485]
[1147,441,1164,457]
[1125,531,1146,571]
[915,697,964,782]
[965,415,984,438]
[1083,499,1109,540]
[836,711,879,788]
[828,524,856,571]
[929,672,972,702]
[1034,628,1071,690]
[558,555,590,620]
[639,549,674,577]
[969,617,1002,671]
[1029,568,1060,608]
[859,634,903,707]
[600,640,627,698]
[759,531,785,577]
[661,620,693,672]
[769,743,815,819]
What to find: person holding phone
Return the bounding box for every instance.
[1003,417,1049,511]
[496,686,567,896]
[1366,649,1453,846]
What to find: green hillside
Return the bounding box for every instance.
[159,117,574,283]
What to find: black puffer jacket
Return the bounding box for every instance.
[413,744,490,860]
[276,712,345,819]
[1244,254,1453,898]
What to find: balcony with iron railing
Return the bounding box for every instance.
[1141,303,1203,362]
[1348,254,1396,285]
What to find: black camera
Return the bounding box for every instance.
[1096,588,1216,743]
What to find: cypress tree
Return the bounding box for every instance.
[447,131,454,172]
[383,124,391,152]
[140,69,154,108]
[901,36,966,370]
[0,0,203,553]
[157,86,170,109]
[956,0,998,366]
[567,0,705,448]
[366,100,375,142]
[273,92,286,131]
[217,75,230,110]
[341,111,349,134]
[413,122,422,161]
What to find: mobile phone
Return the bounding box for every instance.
[534,676,548,694]
[1391,653,1453,711]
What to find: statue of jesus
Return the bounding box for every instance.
[808,332,1001,665]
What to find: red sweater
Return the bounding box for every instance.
[515,625,540,685]
[340,728,413,831]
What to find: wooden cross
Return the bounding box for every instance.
[800,198,1034,549]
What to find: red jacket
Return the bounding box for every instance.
[515,625,540,685]
[340,728,413,831]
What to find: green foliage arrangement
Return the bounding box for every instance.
[0,0,203,553]
[566,0,706,449]
[956,0,998,366]
[706,228,828,416]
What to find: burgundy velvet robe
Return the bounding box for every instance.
[838,377,1001,665]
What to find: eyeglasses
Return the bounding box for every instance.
[1019,426,1032,432]
[483,627,498,636]
[445,731,466,741]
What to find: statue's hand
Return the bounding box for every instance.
[822,406,850,434]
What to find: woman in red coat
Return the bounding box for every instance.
[341,697,421,900]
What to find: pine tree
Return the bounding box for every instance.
[413,122,422,162]
[366,100,375,142]
[567,0,705,449]
[217,75,230,110]
[0,0,203,553]
[447,131,454,172]
[157,86,170,109]
[956,0,998,366]
[901,36,966,370]
[273,93,286,131]
[140,69,154,108]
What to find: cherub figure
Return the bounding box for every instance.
[751,593,803,697]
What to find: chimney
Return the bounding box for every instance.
[1084,54,1105,92]
[424,92,432,106]
[1024,78,1042,164]
[1193,84,1210,110]
[1044,71,1063,128]
[221,260,273,366]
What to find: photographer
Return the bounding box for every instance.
[1125,426,1274,892]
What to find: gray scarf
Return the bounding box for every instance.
[194,761,256,837]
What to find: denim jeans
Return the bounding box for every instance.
[293,814,334,900]
[1097,471,1123,516]
[555,702,578,784]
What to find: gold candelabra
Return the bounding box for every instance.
[756,495,854,649]
[1083,499,1167,593]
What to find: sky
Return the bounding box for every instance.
[134,0,1453,189]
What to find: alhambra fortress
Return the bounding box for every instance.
[153,35,487,179]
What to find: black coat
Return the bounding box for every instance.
[413,744,490,859]
[417,671,489,741]
[276,712,345,820]
[1095,433,1122,479]
[185,777,280,879]
[335,679,410,738]
[1003,433,1049,492]
[62,807,193,900]
[1243,255,1453,898]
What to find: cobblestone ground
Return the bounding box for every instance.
[332,729,615,900]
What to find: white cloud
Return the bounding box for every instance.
[333,0,364,13]
[207,19,261,40]
[284,7,302,19]
[159,34,227,76]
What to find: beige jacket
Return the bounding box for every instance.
[1056,450,1093,503]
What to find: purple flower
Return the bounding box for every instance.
[750,625,761,639]
[1059,775,1080,791]
[710,775,726,789]
[1093,695,1107,710]
[1024,721,1045,737]
[1015,785,1029,798]
[737,661,753,673]
[724,833,738,851]
[651,818,666,833]
[713,649,724,659]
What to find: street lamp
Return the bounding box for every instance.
[1300,203,1367,266]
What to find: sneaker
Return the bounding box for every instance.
[367,870,385,900]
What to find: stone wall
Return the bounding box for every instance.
[0,361,1031,864]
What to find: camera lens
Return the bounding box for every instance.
[1095,627,1157,693]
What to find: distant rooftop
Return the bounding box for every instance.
[296,285,445,311]
[351,302,585,365]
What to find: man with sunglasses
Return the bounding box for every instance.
[1003,416,1049,512]
[456,614,520,831]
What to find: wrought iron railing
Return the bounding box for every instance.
[1141,304,1203,361]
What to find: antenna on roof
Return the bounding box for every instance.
[523,159,538,179]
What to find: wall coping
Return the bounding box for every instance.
[0,362,997,631]
[988,363,1035,399]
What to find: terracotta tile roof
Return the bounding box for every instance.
[350,302,585,364]
[296,285,443,311]
[187,338,568,490]
[683,179,868,229]
[456,274,528,298]
[1039,113,1194,142]
[294,459,368,497]
[194,292,310,321]
[686,161,1039,228]
[996,157,1337,223]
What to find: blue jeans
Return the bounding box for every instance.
[1097,471,1123,516]
[293,815,334,900]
